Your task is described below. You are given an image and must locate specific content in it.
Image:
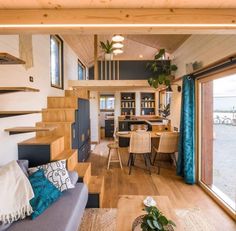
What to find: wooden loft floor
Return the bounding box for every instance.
[89,140,236,230]
[68,80,152,91]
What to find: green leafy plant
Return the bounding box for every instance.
[147,49,178,89]
[100,40,115,54]
[141,206,176,231]
[159,103,170,118]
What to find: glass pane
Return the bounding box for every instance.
[50,36,61,87]
[200,74,236,211]
[100,96,115,110]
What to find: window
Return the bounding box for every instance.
[197,69,236,215]
[78,60,86,80]
[50,35,63,89]
[100,95,115,111]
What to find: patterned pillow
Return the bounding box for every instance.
[29,160,74,192]
[29,169,61,219]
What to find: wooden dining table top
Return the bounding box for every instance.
[116,131,164,138]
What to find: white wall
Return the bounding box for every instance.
[170,35,236,130]
[0,35,79,165]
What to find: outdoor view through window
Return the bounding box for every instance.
[200,73,236,212]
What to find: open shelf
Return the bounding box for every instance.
[5,126,57,135]
[0,111,41,118]
[0,87,39,94]
[0,53,25,64]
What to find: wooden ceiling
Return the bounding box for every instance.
[62,34,190,67]
[0,0,236,8]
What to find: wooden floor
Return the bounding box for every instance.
[88,139,236,230]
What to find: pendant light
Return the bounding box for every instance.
[112,42,124,49]
[112,34,124,42]
[113,49,124,55]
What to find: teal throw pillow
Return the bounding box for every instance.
[29,169,62,219]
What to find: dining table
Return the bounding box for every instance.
[116,130,164,139]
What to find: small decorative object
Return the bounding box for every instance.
[143,196,157,207]
[192,61,203,70]
[100,40,115,60]
[132,206,176,231]
[147,49,178,89]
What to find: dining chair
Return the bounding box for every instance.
[128,131,152,175]
[152,132,179,174]
[107,127,123,170]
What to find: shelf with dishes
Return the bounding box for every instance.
[120,92,136,115]
[140,92,156,115]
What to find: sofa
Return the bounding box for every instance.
[1,160,88,231]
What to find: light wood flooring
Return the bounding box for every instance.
[88,139,236,230]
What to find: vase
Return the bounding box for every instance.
[105,53,113,61]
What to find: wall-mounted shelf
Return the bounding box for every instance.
[5,126,57,135]
[141,92,156,115]
[0,53,25,64]
[0,111,41,118]
[120,92,136,115]
[0,87,39,94]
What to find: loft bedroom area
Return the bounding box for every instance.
[0,4,236,231]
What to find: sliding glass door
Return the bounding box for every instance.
[198,70,236,215]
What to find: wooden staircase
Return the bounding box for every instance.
[18,89,104,208]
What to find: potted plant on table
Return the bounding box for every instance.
[100,40,115,61]
[147,49,178,89]
[132,206,176,231]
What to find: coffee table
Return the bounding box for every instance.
[116,195,180,231]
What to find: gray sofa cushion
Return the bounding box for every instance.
[0,223,11,231]
[68,171,79,185]
[8,183,88,231]
[17,160,29,177]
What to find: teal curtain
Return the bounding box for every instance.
[177,75,195,184]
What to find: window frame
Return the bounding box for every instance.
[196,66,236,220]
[78,59,86,80]
[50,35,64,90]
[100,94,115,112]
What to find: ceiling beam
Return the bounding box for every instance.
[1,8,236,34]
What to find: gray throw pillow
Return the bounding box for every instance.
[68,171,79,185]
[17,160,29,177]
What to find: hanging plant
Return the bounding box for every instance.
[100,40,115,54]
[147,49,178,89]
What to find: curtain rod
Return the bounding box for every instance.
[172,52,236,82]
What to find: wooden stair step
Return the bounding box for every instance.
[5,126,56,135]
[18,135,64,145]
[74,162,91,185]
[47,96,78,109]
[18,135,65,160]
[0,110,41,118]
[0,87,39,94]
[51,149,78,171]
[42,108,76,122]
[88,176,105,208]
[65,89,89,99]
[35,121,73,149]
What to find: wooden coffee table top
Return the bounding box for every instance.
[116,195,180,231]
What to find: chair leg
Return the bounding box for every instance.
[172,153,177,166]
[157,165,161,175]
[132,154,136,166]
[127,153,132,166]
[128,153,133,175]
[107,148,112,170]
[146,154,151,175]
[152,152,157,165]
[117,148,123,169]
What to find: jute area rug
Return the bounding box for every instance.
[79,207,216,231]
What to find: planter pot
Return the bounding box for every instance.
[132,215,174,231]
[105,53,113,61]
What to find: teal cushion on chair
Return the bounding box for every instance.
[29,169,62,219]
